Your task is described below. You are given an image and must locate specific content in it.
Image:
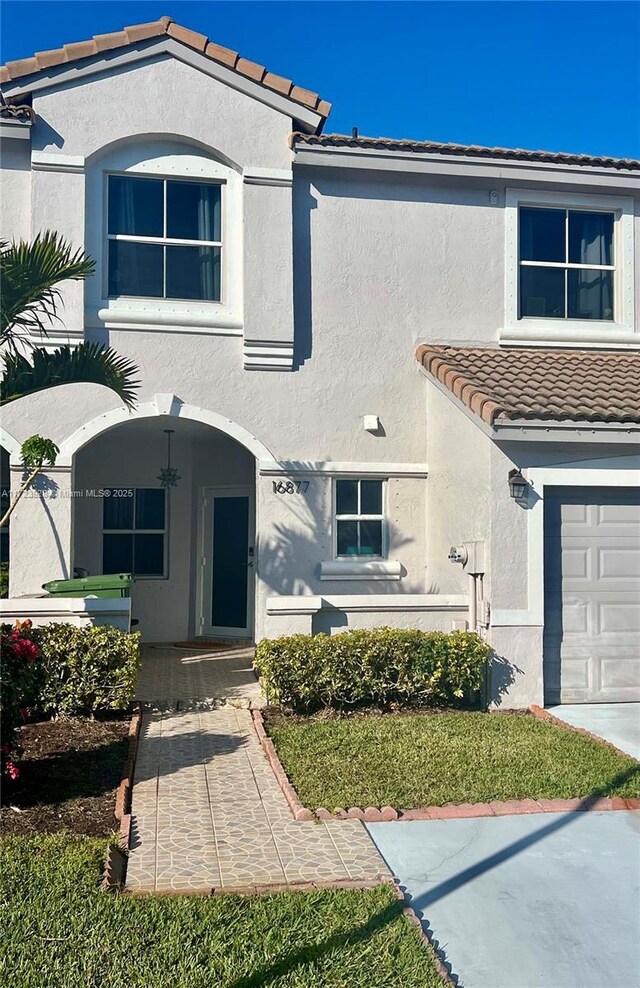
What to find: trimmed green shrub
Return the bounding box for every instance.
[32,622,140,716]
[254,628,490,711]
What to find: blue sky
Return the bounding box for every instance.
[2,1,639,158]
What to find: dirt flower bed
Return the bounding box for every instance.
[0,716,129,837]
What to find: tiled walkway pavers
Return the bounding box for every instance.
[126,705,389,891]
[134,644,261,705]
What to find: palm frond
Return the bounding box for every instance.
[1,343,140,408]
[0,232,95,347]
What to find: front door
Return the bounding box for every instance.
[200,488,254,639]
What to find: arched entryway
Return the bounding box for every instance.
[67,398,273,643]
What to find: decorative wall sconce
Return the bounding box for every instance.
[508,468,528,500]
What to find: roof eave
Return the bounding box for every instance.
[1,36,330,134]
[292,141,640,187]
[491,419,640,444]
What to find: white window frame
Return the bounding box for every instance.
[105,173,224,304]
[503,188,635,348]
[85,141,243,336]
[102,487,167,580]
[332,477,387,561]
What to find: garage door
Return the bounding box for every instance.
[543,487,640,704]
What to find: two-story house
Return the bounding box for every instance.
[1,16,638,708]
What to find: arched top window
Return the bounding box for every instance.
[85,139,242,336]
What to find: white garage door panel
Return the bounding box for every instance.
[543,487,640,704]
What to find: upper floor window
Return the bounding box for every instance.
[519,207,614,321]
[334,478,385,558]
[107,175,222,302]
[504,189,635,345]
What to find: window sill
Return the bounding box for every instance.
[500,323,638,349]
[320,559,402,581]
[96,300,243,336]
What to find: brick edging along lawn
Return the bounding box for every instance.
[103,704,142,890]
[252,709,640,823]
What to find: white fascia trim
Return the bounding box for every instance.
[293,146,640,189]
[266,594,469,614]
[243,167,292,187]
[492,459,640,629]
[0,118,32,140]
[320,559,402,582]
[492,421,640,444]
[32,151,85,173]
[259,461,429,477]
[3,39,324,131]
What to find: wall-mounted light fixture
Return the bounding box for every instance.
[508,468,528,500]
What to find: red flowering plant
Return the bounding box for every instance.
[0,620,44,779]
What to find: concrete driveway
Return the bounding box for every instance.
[368,811,640,988]
[548,703,640,761]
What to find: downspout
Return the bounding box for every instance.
[468,572,477,633]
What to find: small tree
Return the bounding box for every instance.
[0,436,59,530]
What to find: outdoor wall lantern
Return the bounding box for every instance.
[157,429,181,488]
[508,468,528,500]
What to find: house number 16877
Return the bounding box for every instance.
[272,480,309,494]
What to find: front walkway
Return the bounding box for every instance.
[127,645,389,891]
[135,643,262,705]
[548,703,640,761]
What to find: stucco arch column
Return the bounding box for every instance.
[9,462,75,596]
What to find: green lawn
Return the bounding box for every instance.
[265,710,640,809]
[0,836,443,988]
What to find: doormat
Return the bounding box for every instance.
[172,640,239,651]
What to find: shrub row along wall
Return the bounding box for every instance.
[1,621,139,776]
[254,628,490,712]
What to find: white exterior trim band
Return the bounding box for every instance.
[266,594,469,614]
[259,461,429,477]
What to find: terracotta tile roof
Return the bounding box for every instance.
[0,16,331,120]
[293,133,640,172]
[416,345,640,426]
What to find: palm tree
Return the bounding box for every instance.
[1,232,139,406]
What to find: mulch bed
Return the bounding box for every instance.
[0,716,129,837]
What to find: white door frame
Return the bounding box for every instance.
[197,485,255,639]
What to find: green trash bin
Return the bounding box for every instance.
[42,573,133,598]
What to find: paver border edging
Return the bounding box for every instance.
[529,704,639,762]
[252,709,640,823]
[103,704,142,890]
[125,876,395,898]
[391,882,457,986]
[252,709,314,820]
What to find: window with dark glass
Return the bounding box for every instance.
[107,175,222,301]
[335,479,384,557]
[102,487,166,577]
[518,207,614,321]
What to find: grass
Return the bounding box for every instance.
[265,710,640,809]
[0,835,444,988]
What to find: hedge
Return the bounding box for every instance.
[32,623,140,716]
[254,628,490,711]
